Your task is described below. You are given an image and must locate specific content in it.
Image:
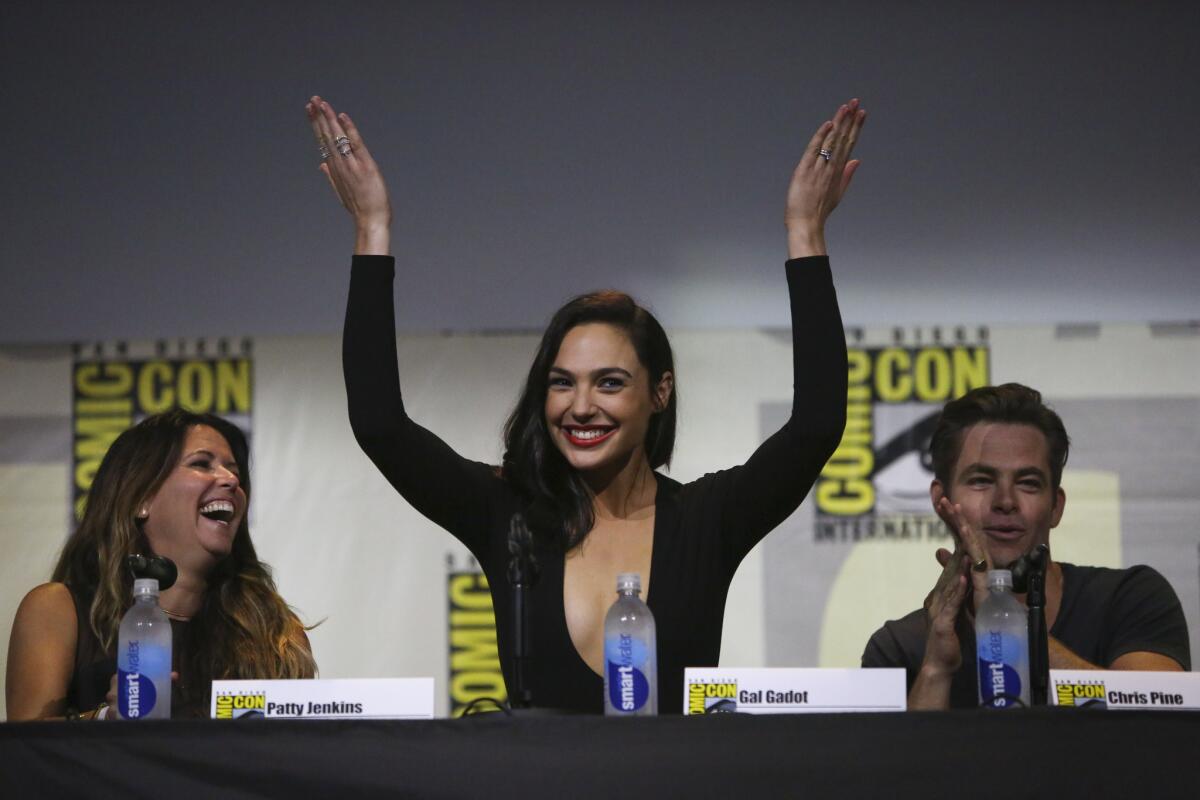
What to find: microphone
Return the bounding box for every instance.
[125,554,178,591]
[1010,544,1048,593]
[507,513,539,709]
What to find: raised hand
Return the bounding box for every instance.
[924,549,969,668]
[935,496,992,614]
[305,95,392,255]
[907,547,968,710]
[785,98,866,258]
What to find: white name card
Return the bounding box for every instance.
[682,668,906,715]
[210,678,435,720]
[1049,670,1200,710]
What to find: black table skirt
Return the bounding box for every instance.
[3,708,1198,799]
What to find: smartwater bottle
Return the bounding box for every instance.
[976,569,1030,709]
[603,573,657,716]
[117,578,172,719]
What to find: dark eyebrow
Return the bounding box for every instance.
[959,463,1048,481]
[1015,466,1049,481]
[186,449,240,472]
[548,366,634,380]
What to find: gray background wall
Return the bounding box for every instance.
[3,1,1198,343]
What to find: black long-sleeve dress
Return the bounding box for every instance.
[344,255,846,713]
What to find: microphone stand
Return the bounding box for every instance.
[507,513,537,710]
[1021,545,1050,706]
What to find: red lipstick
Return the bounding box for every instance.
[562,425,616,448]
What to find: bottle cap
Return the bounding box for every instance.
[987,569,1013,589]
[132,578,160,597]
[615,573,641,592]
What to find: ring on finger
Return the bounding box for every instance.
[318,144,331,161]
[972,558,988,573]
[818,148,832,162]
[335,135,352,156]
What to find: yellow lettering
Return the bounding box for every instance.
[953,347,989,398]
[137,361,175,414]
[74,398,132,415]
[450,610,498,627]
[177,361,214,412]
[875,348,912,402]
[914,349,951,402]
[449,574,492,608]
[450,672,507,708]
[74,363,133,397]
[821,443,875,480]
[450,629,500,671]
[74,416,131,498]
[215,359,252,413]
[817,479,874,515]
[846,349,870,384]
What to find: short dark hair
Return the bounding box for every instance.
[502,290,676,550]
[929,383,1069,489]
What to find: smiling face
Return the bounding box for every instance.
[544,322,672,477]
[933,422,1066,568]
[141,424,247,571]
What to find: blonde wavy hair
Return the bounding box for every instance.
[53,410,316,692]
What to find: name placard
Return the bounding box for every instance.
[1049,670,1200,710]
[682,668,906,715]
[210,678,435,720]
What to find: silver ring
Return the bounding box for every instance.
[818,149,832,162]
[335,135,352,156]
[318,145,331,161]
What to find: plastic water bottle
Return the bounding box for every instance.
[976,569,1030,709]
[117,578,172,719]
[603,573,657,716]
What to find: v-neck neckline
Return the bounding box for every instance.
[558,471,672,678]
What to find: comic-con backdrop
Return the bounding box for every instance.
[2,324,1196,718]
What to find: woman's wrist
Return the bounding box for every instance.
[354,220,391,256]
[68,702,110,720]
[785,224,826,259]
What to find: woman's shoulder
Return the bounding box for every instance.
[15,582,78,621]
[9,583,80,662]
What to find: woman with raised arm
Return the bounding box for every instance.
[5,410,316,720]
[311,95,862,713]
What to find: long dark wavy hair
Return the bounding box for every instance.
[53,409,316,707]
[502,290,677,551]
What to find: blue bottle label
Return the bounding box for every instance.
[977,630,1026,708]
[117,639,166,718]
[605,633,650,712]
[118,668,157,718]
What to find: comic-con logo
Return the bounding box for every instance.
[687,681,738,715]
[215,691,267,719]
[447,561,506,717]
[1055,681,1107,708]
[815,336,989,542]
[72,339,253,520]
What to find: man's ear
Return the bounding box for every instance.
[653,371,674,412]
[930,479,946,510]
[930,480,953,526]
[1050,485,1066,529]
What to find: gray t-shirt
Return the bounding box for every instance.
[861,563,1192,708]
